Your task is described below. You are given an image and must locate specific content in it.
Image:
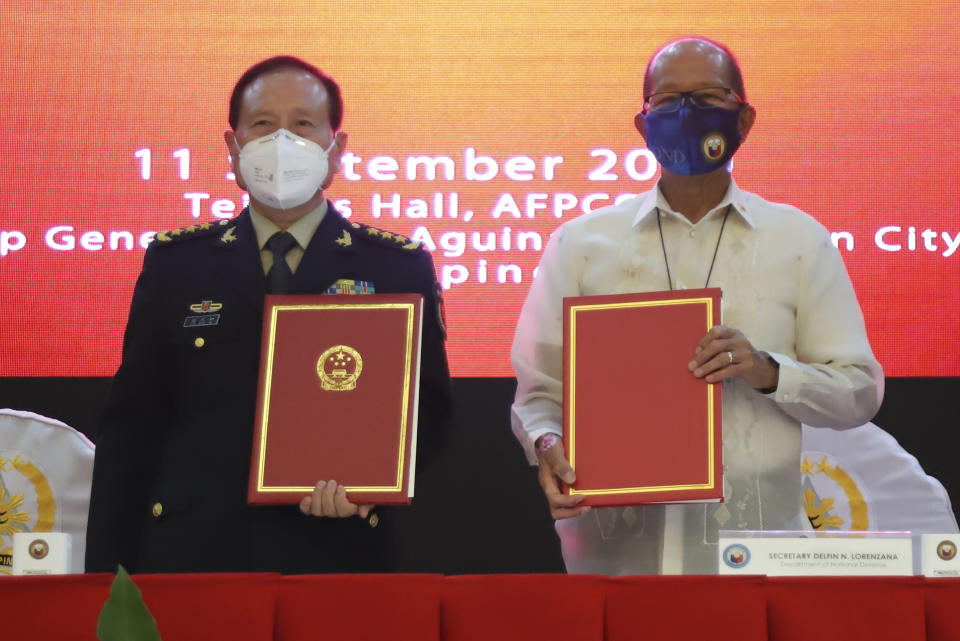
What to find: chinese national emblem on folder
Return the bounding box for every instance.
[317,345,363,391]
[248,294,423,505]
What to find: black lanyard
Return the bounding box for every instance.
[656,205,730,291]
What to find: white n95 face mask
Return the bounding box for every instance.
[237,129,336,210]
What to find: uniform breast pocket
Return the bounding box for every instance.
[170,327,262,400]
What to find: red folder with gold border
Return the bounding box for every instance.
[248,294,423,505]
[562,288,723,506]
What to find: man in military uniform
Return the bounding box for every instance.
[85,56,452,573]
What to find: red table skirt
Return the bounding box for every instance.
[3,573,959,641]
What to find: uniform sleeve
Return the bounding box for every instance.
[766,229,884,428]
[85,247,172,573]
[510,226,580,463]
[412,249,452,470]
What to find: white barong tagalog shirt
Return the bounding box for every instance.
[511,180,883,574]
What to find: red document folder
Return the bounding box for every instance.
[248,294,423,505]
[562,288,723,506]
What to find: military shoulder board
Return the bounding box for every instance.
[154,220,234,245]
[349,222,421,251]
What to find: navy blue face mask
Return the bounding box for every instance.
[643,99,744,176]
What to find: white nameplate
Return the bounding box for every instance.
[921,533,960,577]
[718,535,912,576]
[12,532,72,575]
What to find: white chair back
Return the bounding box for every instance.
[0,409,95,575]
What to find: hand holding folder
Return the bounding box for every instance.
[299,480,374,519]
[688,325,780,392]
[535,436,589,520]
[248,294,424,507]
[561,288,724,507]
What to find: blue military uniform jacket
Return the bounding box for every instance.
[85,205,452,574]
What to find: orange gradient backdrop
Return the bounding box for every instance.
[1,1,957,377]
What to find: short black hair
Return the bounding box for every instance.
[643,38,746,101]
[228,55,343,131]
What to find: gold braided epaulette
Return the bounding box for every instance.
[154,220,235,245]
[349,222,422,251]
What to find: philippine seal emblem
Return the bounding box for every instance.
[0,453,56,574]
[937,540,957,561]
[722,543,750,569]
[702,133,726,161]
[28,538,49,560]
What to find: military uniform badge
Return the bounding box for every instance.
[327,279,375,295]
[184,300,223,328]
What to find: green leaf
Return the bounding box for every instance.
[96,565,162,641]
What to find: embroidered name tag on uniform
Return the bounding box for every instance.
[326,279,375,295]
[183,314,220,328]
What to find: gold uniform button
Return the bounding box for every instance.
[193,337,205,349]
[368,513,380,528]
[152,502,163,518]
